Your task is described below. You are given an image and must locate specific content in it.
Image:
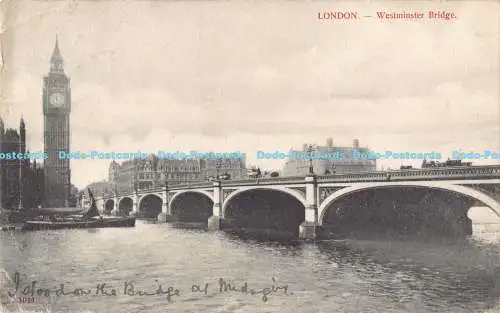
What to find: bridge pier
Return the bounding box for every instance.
[129,192,138,217]
[158,213,178,223]
[299,221,324,240]
[157,186,172,223]
[157,212,167,222]
[111,195,119,216]
[208,216,223,230]
[208,181,224,231]
[299,175,324,240]
[299,203,324,239]
[208,216,237,230]
[95,198,104,214]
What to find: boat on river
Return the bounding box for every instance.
[21,189,135,231]
[22,215,136,231]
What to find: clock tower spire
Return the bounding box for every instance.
[50,34,64,74]
[43,36,71,208]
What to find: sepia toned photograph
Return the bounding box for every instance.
[0,1,499,312]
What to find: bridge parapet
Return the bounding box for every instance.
[169,182,214,190]
[221,176,306,186]
[317,165,500,183]
[98,165,500,198]
[388,165,500,180]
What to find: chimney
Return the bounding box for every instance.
[326,138,333,147]
[353,139,360,149]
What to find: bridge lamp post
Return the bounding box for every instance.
[215,158,222,181]
[17,137,24,211]
[133,176,138,194]
[308,144,314,175]
[305,144,319,240]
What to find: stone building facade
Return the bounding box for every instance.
[0,118,44,210]
[282,138,377,176]
[87,154,247,195]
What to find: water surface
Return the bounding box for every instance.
[1,214,500,313]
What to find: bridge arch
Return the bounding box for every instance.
[138,194,163,218]
[169,190,214,223]
[104,199,114,215]
[118,197,134,216]
[222,186,307,238]
[318,182,500,226]
[222,186,307,217]
[169,190,214,208]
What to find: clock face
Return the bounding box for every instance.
[49,92,65,107]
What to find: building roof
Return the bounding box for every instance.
[51,35,63,62]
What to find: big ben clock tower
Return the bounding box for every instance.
[43,36,71,207]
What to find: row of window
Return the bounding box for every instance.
[112,165,243,176]
[157,167,201,172]
[45,134,69,147]
[137,173,201,180]
[50,63,64,71]
[49,83,66,89]
[290,159,376,164]
[5,184,19,195]
[4,170,21,179]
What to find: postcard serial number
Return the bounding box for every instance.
[18,296,35,303]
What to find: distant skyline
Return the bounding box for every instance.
[1,0,499,189]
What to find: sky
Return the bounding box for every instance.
[0,0,499,189]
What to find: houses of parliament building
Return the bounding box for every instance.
[0,118,44,209]
[1,37,74,210]
[86,154,247,196]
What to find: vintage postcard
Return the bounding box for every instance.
[1,0,499,312]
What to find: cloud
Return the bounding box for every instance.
[2,0,498,188]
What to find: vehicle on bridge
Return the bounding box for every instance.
[207,173,231,181]
[247,167,262,178]
[422,159,472,168]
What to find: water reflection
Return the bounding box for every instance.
[316,238,500,313]
[223,226,500,311]
[2,217,500,313]
[136,218,159,224]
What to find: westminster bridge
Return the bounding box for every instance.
[96,165,500,240]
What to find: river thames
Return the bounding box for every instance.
[1,209,500,313]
